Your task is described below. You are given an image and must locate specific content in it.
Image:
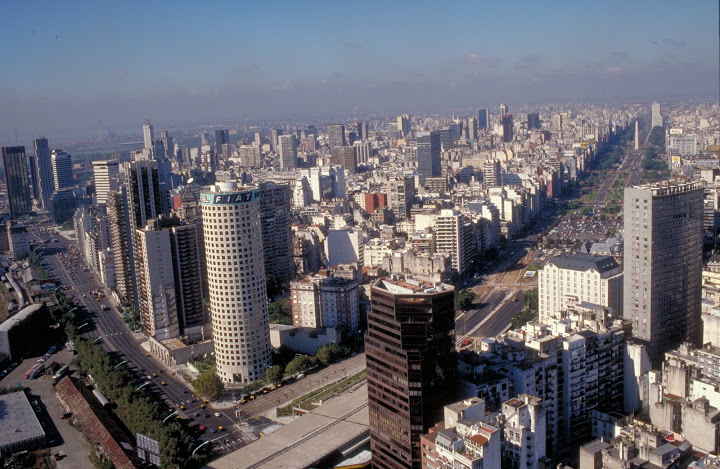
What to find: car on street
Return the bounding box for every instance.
[199,425,206,430]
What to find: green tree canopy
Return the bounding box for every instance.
[648,126,665,147]
[285,354,316,376]
[266,274,283,300]
[455,289,477,312]
[192,373,225,401]
[268,299,292,325]
[265,365,283,385]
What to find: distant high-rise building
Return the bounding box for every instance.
[92,160,120,206]
[270,128,282,152]
[467,116,478,140]
[330,146,356,173]
[387,176,415,221]
[278,134,297,170]
[327,124,346,148]
[623,181,703,366]
[502,114,514,142]
[499,103,508,118]
[168,219,208,334]
[483,159,502,188]
[416,131,441,185]
[108,188,133,304]
[50,149,73,190]
[651,101,662,128]
[215,129,230,157]
[258,182,294,283]
[360,121,369,141]
[353,140,371,166]
[2,146,32,219]
[478,108,490,130]
[397,114,411,137]
[367,276,456,469]
[527,112,540,130]
[200,182,272,384]
[33,137,54,209]
[160,130,174,160]
[143,122,154,151]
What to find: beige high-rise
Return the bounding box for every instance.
[200,182,271,384]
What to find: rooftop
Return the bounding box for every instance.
[547,253,620,274]
[0,391,45,451]
[376,275,452,294]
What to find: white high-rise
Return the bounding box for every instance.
[200,182,271,384]
[651,102,662,128]
[92,160,119,206]
[51,149,73,190]
[143,122,154,150]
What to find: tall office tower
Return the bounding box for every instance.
[160,130,174,160]
[502,114,514,142]
[538,253,623,325]
[387,176,415,221]
[367,275,456,469]
[651,101,662,128]
[28,156,39,201]
[623,181,704,366]
[277,134,297,170]
[437,128,452,151]
[215,129,230,157]
[397,114,411,137]
[499,103,508,118]
[330,146,356,173]
[168,220,208,335]
[108,188,134,304]
[125,160,165,233]
[327,124,346,148]
[270,128,282,152]
[552,113,564,132]
[527,112,540,130]
[354,140,371,166]
[435,209,476,276]
[33,138,53,209]
[467,116,478,140]
[478,108,489,130]
[92,160,120,206]
[200,182,272,383]
[143,121,154,150]
[136,220,180,340]
[416,131,441,185]
[50,149,73,190]
[360,121,369,141]
[2,147,32,219]
[483,160,502,188]
[253,131,262,146]
[258,181,294,283]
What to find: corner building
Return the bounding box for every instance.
[200,182,271,384]
[367,276,456,469]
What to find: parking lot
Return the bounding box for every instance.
[1,348,95,469]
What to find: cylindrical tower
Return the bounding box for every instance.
[200,182,271,384]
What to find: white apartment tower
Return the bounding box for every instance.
[92,160,119,206]
[51,149,73,190]
[200,182,272,383]
[538,253,623,324]
[435,209,475,276]
[651,102,662,128]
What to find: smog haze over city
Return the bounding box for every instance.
[1,0,718,141]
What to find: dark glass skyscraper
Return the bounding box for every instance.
[416,131,441,185]
[33,137,54,209]
[502,114,514,142]
[478,108,489,129]
[527,112,540,130]
[2,146,32,218]
[366,276,456,469]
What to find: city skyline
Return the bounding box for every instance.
[1,1,718,140]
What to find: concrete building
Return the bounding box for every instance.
[290,272,359,331]
[623,181,704,366]
[651,101,663,128]
[92,160,120,206]
[33,137,54,209]
[278,134,297,170]
[7,221,30,258]
[330,146,356,173]
[258,182,294,283]
[367,275,456,469]
[107,189,134,305]
[2,146,32,218]
[482,160,502,188]
[200,182,271,383]
[325,229,365,268]
[387,176,415,221]
[501,395,547,469]
[168,220,208,336]
[538,253,623,324]
[0,392,46,456]
[51,149,73,190]
[435,209,476,277]
[136,221,180,340]
[327,124,345,149]
[416,131,441,185]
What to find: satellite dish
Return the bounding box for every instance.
[187,177,194,184]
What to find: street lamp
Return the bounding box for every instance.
[76,322,88,332]
[162,411,178,423]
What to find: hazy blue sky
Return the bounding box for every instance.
[1,0,718,140]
